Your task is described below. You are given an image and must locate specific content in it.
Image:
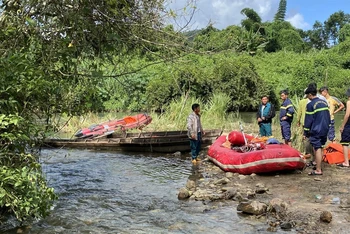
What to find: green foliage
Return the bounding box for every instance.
[274,0,287,22]
[0,166,57,221]
[0,115,57,221]
[324,11,350,45]
[277,29,305,52]
[339,24,350,42]
[241,8,262,33]
[306,21,329,49]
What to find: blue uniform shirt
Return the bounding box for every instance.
[279,98,294,125]
[304,97,330,137]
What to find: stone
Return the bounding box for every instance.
[238,175,247,180]
[266,226,277,232]
[320,211,332,223]
[237,201,267,215]
[225,172,235,178]
[255,183,265,188]
[173,151,181,157]
[280,222,293,230]
[234,192,244,201]
[214,178,230,185]
[256,188,269,194]
[178,188,190,200]
[246,190,256,199]
[186,180,196,190]
[269,198,289,209]
[222,188,237,200]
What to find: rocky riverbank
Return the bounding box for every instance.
[178,154,350,234]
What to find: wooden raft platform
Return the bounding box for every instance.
[44,129,223,153]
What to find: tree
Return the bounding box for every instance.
[241,8,263,33]
[306,21,329,49]
[274,0,287,22]
[324,11,350,45]
[339,23,350,43]
[0,0,194,222]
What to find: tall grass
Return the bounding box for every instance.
[53,92,337,152]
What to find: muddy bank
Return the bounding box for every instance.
[178,154,350,233]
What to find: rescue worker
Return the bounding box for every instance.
[279,90,294,146]
[303,84,331,175]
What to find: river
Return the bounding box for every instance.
[2,111,345,233]
[2,148,275,234]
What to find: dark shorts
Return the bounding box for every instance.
[281,123,291,141]
[340,127,350,146]
[309,135,327,150]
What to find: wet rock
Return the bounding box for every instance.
[178,188,190,200]
[234,192,244,201]
[209,194,222,201]
[222,188,237,200]
[280,222,293,230]
[246,190,256,199]
[221,187,233,192]
[237,201,267,215]
[192,189,208,200]
[173,151,181,157]
[266,226,277,232]
[320,211,332,223]
[214,177,230,185]
[186,180,196,190]
[255,186,269,194]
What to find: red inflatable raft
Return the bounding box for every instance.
[207,133,306,175]
[74,113,152,138]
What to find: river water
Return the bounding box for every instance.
[2,148,276,234]
[2,111,345,233]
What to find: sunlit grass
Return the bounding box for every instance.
[52,92,341,152]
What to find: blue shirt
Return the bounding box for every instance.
[304,97,330,137]
[279,98,294,124]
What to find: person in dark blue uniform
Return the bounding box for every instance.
[303,84,330,175]
[279,90,294,146]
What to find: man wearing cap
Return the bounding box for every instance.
[279,90,294,146]
[337,88,350,167]
[304,84,330,175]
[319,86,345,142]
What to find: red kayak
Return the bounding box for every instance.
[74,113,152,138]
[207,133,305,175]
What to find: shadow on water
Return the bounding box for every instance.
[2,148,295,234]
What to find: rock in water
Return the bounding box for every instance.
[178,188,190,200]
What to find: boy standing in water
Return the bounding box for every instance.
[338,88,350,167]
[279,90,294,146]
[256,95,275,137]
[187,103,204,164]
